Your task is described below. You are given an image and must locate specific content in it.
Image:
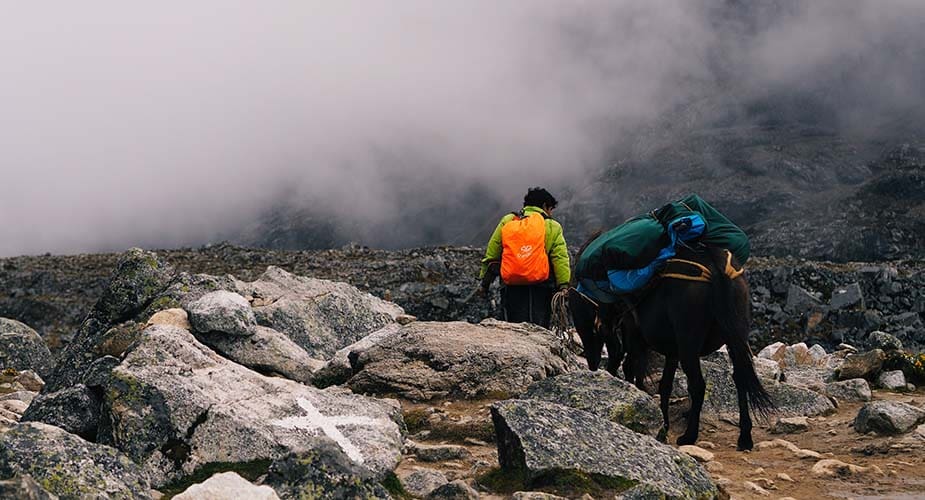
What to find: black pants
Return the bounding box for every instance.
[501,285,554,328]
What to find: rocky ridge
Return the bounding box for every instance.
[2,245,924,359]
[0,248,924,499]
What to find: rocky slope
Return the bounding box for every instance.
[2,244,923,357]
[1,248,924,499]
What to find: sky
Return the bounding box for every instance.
[1,1,923,256]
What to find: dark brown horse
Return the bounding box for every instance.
[569,244,772,450]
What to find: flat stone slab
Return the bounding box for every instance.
[491,399,717,499]
[521,370,662,436]
[337,319,582,401]
[105,324,404,488]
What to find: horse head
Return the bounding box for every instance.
[568,289,623,372]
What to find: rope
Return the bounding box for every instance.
[550,288,580,352]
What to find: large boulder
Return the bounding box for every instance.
[20,384,101,441]
[44,249,174,392]
[491,399,717,499]
[0,319,53,378]
[195,326,322,384]
[104,324,404,488]
[0,422,151,499]
[187,291,257,337]
[520,371,662,436]
[837,349,885,380]
[825,379,872,402]
[237,266,403,359]
[854,401,925,435]
[336,319,582,400]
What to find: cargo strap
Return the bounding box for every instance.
[660,250,744,283]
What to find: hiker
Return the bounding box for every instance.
[478,187,570,328]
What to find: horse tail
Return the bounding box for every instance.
[707,247,774,419]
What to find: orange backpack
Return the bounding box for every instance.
[500,211,549,285]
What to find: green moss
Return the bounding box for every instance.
[108,372,146,404]
[159,459,273,499]
[144,254,160,269]
[380,471,413,500]
[477,467,528,494]
[35,463,94,497]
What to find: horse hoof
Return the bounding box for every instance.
[676,435,697,446]
[737,437,754,451]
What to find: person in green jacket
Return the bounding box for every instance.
[478,187,571,328]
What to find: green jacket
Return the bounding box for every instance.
[479,206,571,287]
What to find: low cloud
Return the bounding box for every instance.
[1,1,923,256]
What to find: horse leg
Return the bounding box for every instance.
[732,368,754,451]
[677,355,705,446]
[656,356,678,443]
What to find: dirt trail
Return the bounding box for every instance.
[396,389,925,499]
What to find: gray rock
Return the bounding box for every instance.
[825,379,872,402]
[93,248,175,325]
[512,493,568,500]
[44,249,173,392]
[621,483,676,500]
[313,324,403,388]
[854,401,925,435]
[173,472,279,500]
[13,370,44,392]
[238,266,403,359]
[0,422,151,499]
[754,357,783,383]
[867,331,902,351]
[187,290,257,337]
[342,320,582,401]
[771,416,809,434]
[829,283,864,310]
[263,442,390,500]
[21,384,101,441]
[401,468,449,498]
[195,326,322,384]
[0,318,53,378]
[785,284,820,314]
[408,441,471,462]
[0,391,37,405]
[80,355,121,388]
[491,399,717,499]
[0,399,28,415]
[877,370,908,391]
[426,480,479,500]
[521,371,662,436]
[104,325,404,488]
[681,359,834,420]
[0,475,58,500]
[837,349,885,380]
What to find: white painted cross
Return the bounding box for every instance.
[271,397,385,464]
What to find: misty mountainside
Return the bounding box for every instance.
[232,116,925,263]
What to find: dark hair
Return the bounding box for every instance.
[523,187,558,209]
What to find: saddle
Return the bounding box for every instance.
[659,248,744,283]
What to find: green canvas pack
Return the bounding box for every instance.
[575,194,750,282]
[653,194,750,265]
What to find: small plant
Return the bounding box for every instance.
[884,351,925,384]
